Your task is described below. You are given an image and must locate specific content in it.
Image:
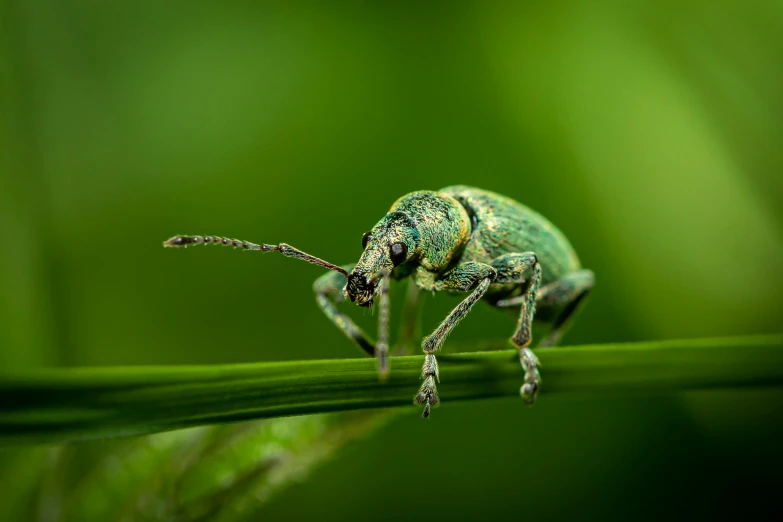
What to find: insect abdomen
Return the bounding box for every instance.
[439,186,581,285]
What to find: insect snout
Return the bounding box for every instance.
[345,272,376,308]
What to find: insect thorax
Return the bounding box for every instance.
[388,191,471,273]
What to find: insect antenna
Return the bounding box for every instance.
[164,235,261,250]
[163,235,349,276]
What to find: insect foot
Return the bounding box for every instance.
[421,334,439,354]
[519,347,541,406]
[414,354,440,418]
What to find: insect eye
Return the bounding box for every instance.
[362,232,372,250]
[389,242,408,266]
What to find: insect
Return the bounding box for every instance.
[164,186,594,417]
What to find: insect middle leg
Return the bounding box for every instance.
[490,253,543,405]
[494,268,594,403]
[532,269,595,348]
[495,269,594,347]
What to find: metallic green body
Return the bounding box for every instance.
[164,185,594,417]
[380,186,581,300]
[345,185,593,415]
[439,186,581,287]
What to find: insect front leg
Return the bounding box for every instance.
[313,265,375,358]
[490,252,543,405]
[374,269,392,378]
[415,262,497,418]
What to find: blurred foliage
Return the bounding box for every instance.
[0,0,781,520]
[0,412,391,521]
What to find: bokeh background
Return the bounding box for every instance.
[1,0,782,520]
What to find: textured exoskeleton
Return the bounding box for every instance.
[165,186,594,418]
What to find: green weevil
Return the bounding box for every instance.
[164,185,594,417]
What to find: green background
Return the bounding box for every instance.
[1,0,781,520]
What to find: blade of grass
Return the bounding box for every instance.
[1,335,781,445]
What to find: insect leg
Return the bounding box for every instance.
[396,279,422,356]
[313,265,375,358]
[490,252,543,405]
[533,269,595,348]
[375,270,391,378]
[495,269,595,347]
[415,262,497,417]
